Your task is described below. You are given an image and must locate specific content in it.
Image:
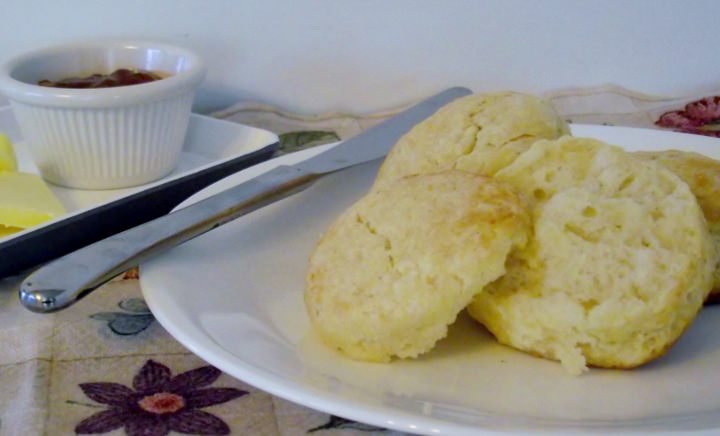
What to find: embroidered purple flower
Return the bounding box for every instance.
[656,96,720,137]
[75,360,247,435]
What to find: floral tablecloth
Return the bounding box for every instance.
[1,85,717,436]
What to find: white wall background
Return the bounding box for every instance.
[1,0,718,114]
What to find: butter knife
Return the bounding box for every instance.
[0,133,277,279]
[19,87,472,312]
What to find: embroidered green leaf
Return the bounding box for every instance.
[277,131,340,155]
[108,314,154,336]
[89,312,121,322]
[118,298,150,313]
[90,298,155,336]
[308,415,386,433]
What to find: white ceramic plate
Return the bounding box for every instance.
[141,125,720,435]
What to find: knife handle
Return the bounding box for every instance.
[0,142,277,280]
[19,165,320,313]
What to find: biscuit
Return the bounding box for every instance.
[305,171,530,362]
[468,137,715,374]
[634,150,720,302]
[373,92,569,189]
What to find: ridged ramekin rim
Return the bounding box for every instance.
[0,39,206,108]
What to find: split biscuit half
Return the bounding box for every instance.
[305,171,530,362]
[468,137,715,374]
[373,92,569,190]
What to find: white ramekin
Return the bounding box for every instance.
[0,40,207,189]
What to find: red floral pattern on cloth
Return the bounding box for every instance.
[75,360,247,435]
[656,96,720,137]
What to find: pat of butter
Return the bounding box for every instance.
[0,172,65,228]
[0,225,21,238]
[0,133,17,172]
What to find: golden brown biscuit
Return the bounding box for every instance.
[373,92,569,190]
[305,171,530,362]
[634,150,720,303]
[468,137,715,374]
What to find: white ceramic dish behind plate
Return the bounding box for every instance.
[0,105,277,245]
[141,125,720,435]
[0,40,207,188]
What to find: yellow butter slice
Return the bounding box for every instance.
[0,133,17,172]
[0,225,22,238]
[0,172,65,228]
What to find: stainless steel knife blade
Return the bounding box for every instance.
[19,87,472,313]
[294,88,468,174]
